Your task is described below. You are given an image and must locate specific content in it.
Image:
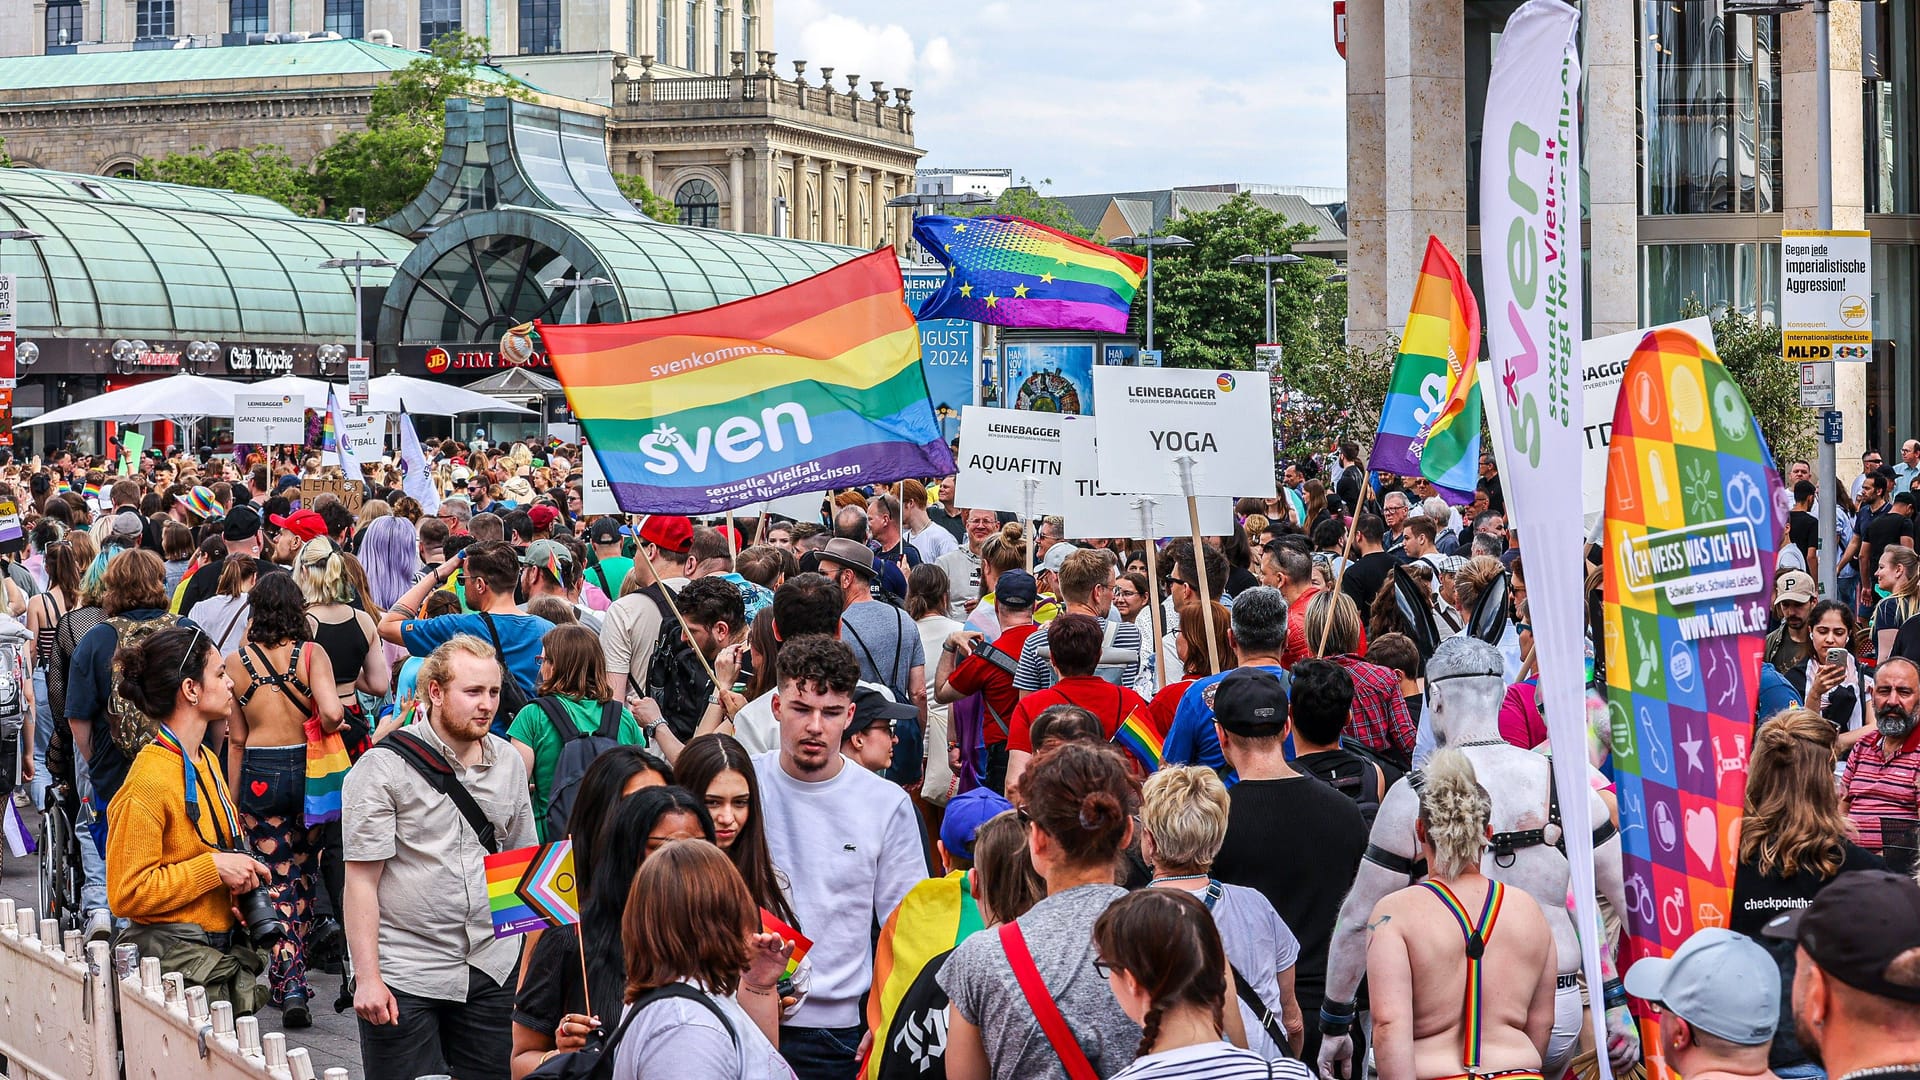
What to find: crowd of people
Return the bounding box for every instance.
[3,432,1917,1080]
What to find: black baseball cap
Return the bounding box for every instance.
[223,505,262,542]
[846,685,917,737]
[1211,667,1290,735]
[588,517,624,545]
[1764,870,1920,1003]
[995,569,1038,610]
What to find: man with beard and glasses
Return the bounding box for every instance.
[1842,658,1920,861]
[1766,571,1819,678]
[754,635,926,1079]
[1764,870,1920,1080]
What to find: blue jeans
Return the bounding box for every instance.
[1775,1065,1826,1080]
[74,754,107,916]
[778,1023,865,1080]
[28,669,50,809]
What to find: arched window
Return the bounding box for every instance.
[675,178,720,228]
[686,0,698,69]
[858,193,870,246]
[740,0,753,63]
[714,3,726,71]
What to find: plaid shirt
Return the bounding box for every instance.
[1329,653,1416,762]
[1842,731,1920,853]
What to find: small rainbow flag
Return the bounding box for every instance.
[1371,235,1483,504]
[303,718,351,825]
[540,250,956,515]
[910,216,1147,334]
[81,481,102,503]
[486,840,581,938]
[543,548,566,584]
[1112,706,1165,774]
[760,908,813,981]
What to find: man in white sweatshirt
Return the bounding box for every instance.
[755,635,928,1080]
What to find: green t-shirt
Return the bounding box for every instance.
[584,556,634,599]
[506,694,647,840]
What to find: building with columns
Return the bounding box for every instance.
[1345,0,1904,460]
[0,0,922,245]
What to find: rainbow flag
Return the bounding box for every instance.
[543,547,566,584]
[1112,706,1165,774]
[486,841,581,938]
[910,215,1147,334]
[760,908,814,981]
[303,719,351,825]
[1371,236,1482,503]
[861,872,984,1079]
[1602,329,1781,1059]
[540,250,956,515]
[81,481,101,503]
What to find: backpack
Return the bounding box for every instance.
[0,642,23,733]
[477,612,534,737]
[527,982,738,1080]
[536,696,626,839]
[106,613,181,755]
[642,588,713,741]
[1315,747,1386,826]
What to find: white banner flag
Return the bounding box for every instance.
[1480,1,1608,1069]
[398,411,439,515]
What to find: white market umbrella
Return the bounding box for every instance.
[239,375,340,405]
[21,373,243,427]
[368,374,537,416]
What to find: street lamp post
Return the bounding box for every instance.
[319,252,398,373]
[1111,235,1193,353]
[542,273,617,325]
[1230,250,1305,344]
[1,231,47,455]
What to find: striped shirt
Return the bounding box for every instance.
[1013,613,1144,694]
[1110,1042,1311,1080]
[1842,732,1920,853]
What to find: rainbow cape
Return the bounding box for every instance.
[1112,705,1164,774]
[540,250,955,515]
[862,872,985,1079]
[1371,235,1482,503]
[485,840,580,938]
[910,215,1147,334]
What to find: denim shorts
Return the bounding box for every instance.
[238,745,304,820]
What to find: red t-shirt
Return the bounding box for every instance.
[946,623,1041,746]
[1007,676,1149,753]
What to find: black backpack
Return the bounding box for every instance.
[478,612,534,735]
[642,588,713,741]
[1308,740,1399,826]
[526,982,737,1080]
[535,697,626,839]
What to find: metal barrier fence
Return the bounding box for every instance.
[0,898,346,1080]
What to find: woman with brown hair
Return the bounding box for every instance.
[942,741,1149,1080]
[506,623,648,841]
[672,734,800,929]
[186,557,258,659]
[610,839,795,1079]
[1120,599,1232,779]
[1732,709,1884,1075]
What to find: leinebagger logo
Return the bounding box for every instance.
[1216,373,1236,392]
[425,346,450,374]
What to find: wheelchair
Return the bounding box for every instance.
[34,722,87,935]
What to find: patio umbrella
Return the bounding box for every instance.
[21,373,247,427]
[366,374,537,416]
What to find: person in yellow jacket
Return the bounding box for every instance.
[106,625,272,1014]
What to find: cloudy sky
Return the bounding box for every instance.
[774,0,1347,198]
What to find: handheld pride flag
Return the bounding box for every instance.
[760,908,813,980]
[540,250,956,515]
[486,840,580,938]
[1112,706,1164,775]
[1370,236,1482,503]
[910,216,1146,334]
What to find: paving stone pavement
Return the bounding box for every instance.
[0,804,363,1078]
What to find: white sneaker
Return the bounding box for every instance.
[10,790,26,808]
[85,910,111,944]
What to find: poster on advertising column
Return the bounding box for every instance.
[1602,328,1782,1076]
[1003,343,1095,414]
[904,271,978,443]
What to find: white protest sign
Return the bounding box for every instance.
[1781,230,1872,360]
[1058,418,1233,539]
[340,413,386,466]
[1092,367,1276,499]
[347,359,371,407]
[580,441,620,515]
[1580,317,1713,523]
[234,393,305,444]
[955,406,1065,517]
[738,491,832,524]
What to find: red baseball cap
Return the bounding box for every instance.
[633,515,693,554]
[270,509,328,542]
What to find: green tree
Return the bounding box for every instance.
[1282,335,1401,454]
[1126,192,1335,370]
[614,173,678,223]
[0,136,11,168]
[1693,301,1814,467]
[311,31,531,219]
[948,177,1090,238]
[136,145,320,215]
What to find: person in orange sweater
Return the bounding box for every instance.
[106,625,272,1013]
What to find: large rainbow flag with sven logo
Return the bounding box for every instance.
[1601,328,1781,1075]
[1370,236,1482,503]
[539,250,956,515]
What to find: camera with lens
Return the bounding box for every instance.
[231,857,286,944]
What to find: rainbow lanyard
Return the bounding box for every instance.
[1419,879,1507,1071]
[152,725,239,846]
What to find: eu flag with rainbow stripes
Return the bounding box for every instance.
[1371,235,1483,503]
[540,250,956,515]
[910,216,1147,334]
